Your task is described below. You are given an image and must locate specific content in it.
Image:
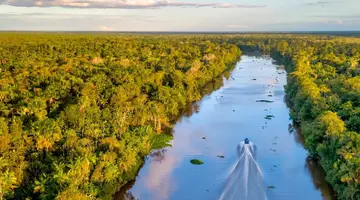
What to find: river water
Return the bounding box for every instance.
[116,55,336,200]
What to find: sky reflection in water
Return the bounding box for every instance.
[116,55,336,200]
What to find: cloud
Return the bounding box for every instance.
[308,14,360,24]
[226,24,250,28]
[327,19,360,25]
[99,25,113,31]
[310,14,360,19]
[214,3,265,8]
[302,1,333,6]
[1,0,265,9]
[264,19,360,32]
[0,12,171,23]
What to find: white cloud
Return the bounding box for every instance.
[302,1,333,6]
[99,25,113,31]
[2,0,265,9]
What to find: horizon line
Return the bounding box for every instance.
[1,30,360,33]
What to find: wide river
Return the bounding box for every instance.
[116,55,336,200]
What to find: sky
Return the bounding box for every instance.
[0,0,359,31]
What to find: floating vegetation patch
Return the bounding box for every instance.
[190,159,204,165]
[256,100,274,103]
[276,65,285,70]
[268,185,276,189]
[265,115,275,120]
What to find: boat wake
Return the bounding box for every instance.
[219,142,267,200]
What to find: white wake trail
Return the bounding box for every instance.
[219,142,267,200]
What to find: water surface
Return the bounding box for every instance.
[117,55,335,200]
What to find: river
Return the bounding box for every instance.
[115,55,336,200]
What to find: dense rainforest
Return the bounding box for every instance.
[0,33,359,200]
[222,34,360,200]
[280,38,360,200]
[0,34,241,199]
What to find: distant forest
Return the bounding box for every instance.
[0,33,359,200]
[5,31,360,36]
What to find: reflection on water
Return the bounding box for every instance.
[115,181,136,200]
[306,158,336,200]
[181,76,225,119]
[115,55,336,200]
[289,124,336,200]
[149,149,167,162]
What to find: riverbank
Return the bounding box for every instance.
[116,55,335,200]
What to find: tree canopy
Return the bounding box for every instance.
[0,33,360,200]
[0,33,241,200]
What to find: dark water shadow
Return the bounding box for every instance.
[114,181,137,200]
[306,158,337,200]
[114,149,168,200]
[288,123,337,200]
